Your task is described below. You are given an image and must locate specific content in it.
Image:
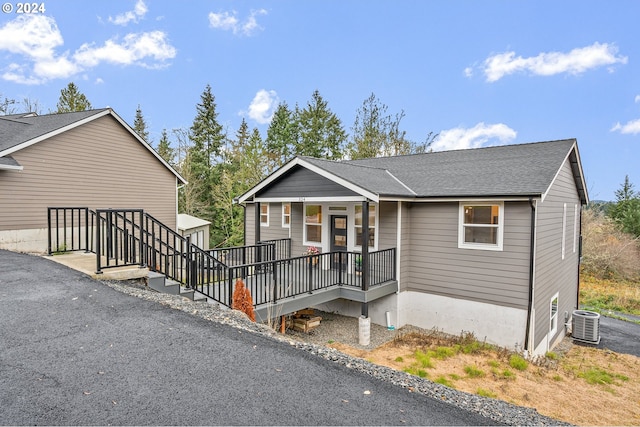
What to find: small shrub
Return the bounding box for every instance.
[464,365,485,378]
[500,369,516,380]
[394,356,404,363]
[509,354,529,371]
[545,351,558,360]
[552,374,563,381]
[231,279,255,322]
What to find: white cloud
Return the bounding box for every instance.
[0,14,176,84]
[611,119,640,135]
[247,89,278,124]
[109,0,148,26]
[208,9,267,36]
[635,95,640,103]
[430,122,517,151]
[74,31,176,68]
[478,42,627,82]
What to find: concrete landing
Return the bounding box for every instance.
[44,251,149,281]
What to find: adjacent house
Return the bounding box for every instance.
[178,213,211,249]
[237,139,588,355]
[0,109,186,253]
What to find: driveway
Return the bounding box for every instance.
[0,250,498,426]
[591,315,640,358]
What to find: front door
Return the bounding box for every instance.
[330,215,347,270]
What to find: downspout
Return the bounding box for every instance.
[524,198,536,353]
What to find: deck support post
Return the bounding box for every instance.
[361,200,370,318]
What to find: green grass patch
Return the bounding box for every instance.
[432,346,456,360]
[552,374,563,381]
[404,366,429,378]
[545,351,558,360]
[464,365,485,378]
[435,376,455,388]
[509,354,529,371]
[449,374,461,380]
[476,388,496,398]
[487,360,500,368]
[414,350,434,369]
[578,367,629,385]
[394,356,404,363]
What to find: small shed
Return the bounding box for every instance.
[177,214,211,249]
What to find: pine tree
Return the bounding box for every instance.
[609,175,640,238]
[265,102,296,170]
[156,129,176,166]
[56,82,92,113]
[185,84,226,225]
[133,104,150,142]
[190,84,225,167]
[296,90,346,159]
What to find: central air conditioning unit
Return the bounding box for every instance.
[572,310,601,344]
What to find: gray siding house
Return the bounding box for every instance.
[0,109,186,253]
[238,139,588,355]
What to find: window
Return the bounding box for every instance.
[458,203,503,250]
[550,294,559,338]
[304,205,322,244]
[282,203,291,228]
[573,204,578,253]
[355,204,376,248]
[260,204,269,227]
[562,203,567,259]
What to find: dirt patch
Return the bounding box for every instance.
[328,331,640,426]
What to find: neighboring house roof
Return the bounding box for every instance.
[0,109,186,185]
[238,139,588,204]
[0,155,22,170]
[177,213,211,231]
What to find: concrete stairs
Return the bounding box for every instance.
[147,271,207,302]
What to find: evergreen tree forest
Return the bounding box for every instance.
[154,86,439,248]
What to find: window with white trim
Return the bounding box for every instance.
[573,204,578,253]
[304,204,322,244]
[561,203,567,259]
[282,203,291,228]
[458,203,503,250]
[260,203,269,227]
[355,204,376,248]
[550,293,559,338]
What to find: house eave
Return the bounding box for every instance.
[237,157,380,204]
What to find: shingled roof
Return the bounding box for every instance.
[0,109,186,183]
[238,139,588,204]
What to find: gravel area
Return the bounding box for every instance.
[104,278,567,426]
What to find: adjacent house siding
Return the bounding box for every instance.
[0,115,177,233]
[406,201,531,309]
[256,166,359,198]
[533,158,581,350]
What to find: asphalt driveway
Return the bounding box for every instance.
[0,250,497,426]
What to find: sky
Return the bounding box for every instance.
[1,0,638,201]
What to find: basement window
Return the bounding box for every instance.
[458,202,503,251]
[550,293,559,338]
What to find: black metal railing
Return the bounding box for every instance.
[47,207,396,311]
[47,207,94,254]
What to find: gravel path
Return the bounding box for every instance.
[103,278,566,426]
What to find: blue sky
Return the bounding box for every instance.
[1,0,638,201]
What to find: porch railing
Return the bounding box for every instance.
[47,207,395,312]
[47,207,95,253]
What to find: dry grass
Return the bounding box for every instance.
[580,275,640,315]
[330,331,640,426]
